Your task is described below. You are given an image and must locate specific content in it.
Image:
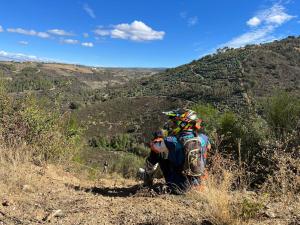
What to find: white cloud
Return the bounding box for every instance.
[7,28,35,35]
[0,50,48,62]
[0,50,8,57]
[83,33,89,38]
[93,21,165,41]
[18,41,29,45]
[224,26,275,48]
[94,28,110,36]
[179,11,198,27]
[246,3,295,27]
[264,4,295,25]
[7,28,50,38]
[180,11,187,19]
[188,16,198,26]
[0,25,3,32]
[112,21,165,41]
[222,3,295,48]
[247,17,261,27]
[37,32,50,38]
[81,42,94,47]
[48,29,73,36]
[61,39,79,44]
[83,3,96,19]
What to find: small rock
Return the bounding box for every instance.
[22,184,34,193]
[42,209,64,222]
[52,209,64,218]
[265,210,276,218]
[2,200,10,207]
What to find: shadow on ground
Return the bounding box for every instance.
[65,183,143,197]
[65,183,171,197]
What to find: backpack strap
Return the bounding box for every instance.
[198,134,209,162]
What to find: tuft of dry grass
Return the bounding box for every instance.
[184,148,300,225]
[0,142,299,225]
[185,155,242,225]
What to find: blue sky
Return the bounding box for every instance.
[0,0,299,67]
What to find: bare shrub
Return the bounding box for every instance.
[260,137,300,198]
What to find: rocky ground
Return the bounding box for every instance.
[0,164,299,225]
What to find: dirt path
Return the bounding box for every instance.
[190,65,204,80]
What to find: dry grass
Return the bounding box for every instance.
[260,148,300,198]
[0,148,201,224]
[184,150,300,225]
[185,155,243,225]
[187,172,239,225]
[0,145,42,194]
[0,145,299,224]
[0,120,298,225]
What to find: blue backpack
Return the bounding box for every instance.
[164,133,209,176]
[180,133,208,176]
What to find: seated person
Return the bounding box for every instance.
[143,109,211,194]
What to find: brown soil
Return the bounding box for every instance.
[42,63,94,74]
[0,164,205,225]
[0,164,298,225]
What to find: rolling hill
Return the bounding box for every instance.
[76,36,300,140]
[0,36,299,225]
[1,36,300,142]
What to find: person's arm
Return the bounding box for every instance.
[146,150,160,166]
[143,151,159,186]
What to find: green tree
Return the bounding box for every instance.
[192,103,220,136]
[262,91,300,139]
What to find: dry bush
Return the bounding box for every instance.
[184,140,300,224]
[200,171,238,225]
[185,154,241,225]
[185,154,270,225]
[260,139,300,199]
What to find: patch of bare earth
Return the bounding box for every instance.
[0,163,299,225]
[0,163,204,225]
[42,63,94,74]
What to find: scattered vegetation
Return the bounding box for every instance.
[88,134,149,157]
[0,77,82,163]
[261,91,300,140]
[0,37,299,224]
